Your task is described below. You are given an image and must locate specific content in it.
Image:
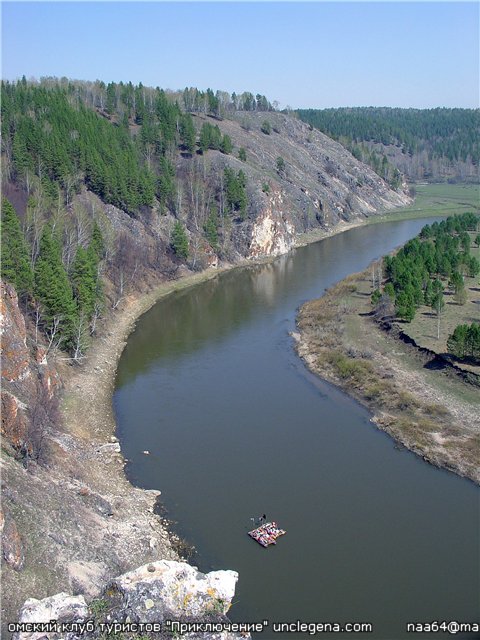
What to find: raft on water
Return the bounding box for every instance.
[248,522,286,547]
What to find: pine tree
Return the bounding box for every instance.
[71,246,97,316]
[89,221,105,260]
[199,123,211,154]
[180,113,196,154]
[204,210,218,250]
[220,134,233,155]
[171,221,189,259]
[1,198,34,298]
[431,287,445,340]
[34,225,77,345]
[261,121,271,135]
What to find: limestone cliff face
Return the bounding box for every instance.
[248,187,296,259]
[173,111,412,261]
[1,281,63,583]
[1,283,30,385]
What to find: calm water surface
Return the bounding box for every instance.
[114,219,479,639]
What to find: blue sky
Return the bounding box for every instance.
[2,2,479,108]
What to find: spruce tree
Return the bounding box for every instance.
[171,221,189,259]
[204,210,219,250]
[180,114,196,154]
[220,134,233,155]
[34,225,77,345]
[1,197,34,298]
[71,246,97,317]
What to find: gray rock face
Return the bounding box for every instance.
[2,510,25,571]
[13,561,248,640]
[107,560,238,621]
[67,561,108,599]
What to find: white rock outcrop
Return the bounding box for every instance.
[248,189,296,259]
[14,560,247,640]
[110,559,238,619]
[15,593,88,640]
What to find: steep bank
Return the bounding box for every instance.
[295,269,480,484]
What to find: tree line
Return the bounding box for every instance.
[297,107,479,162]
[1,79,250,221]
[298,107,479,183]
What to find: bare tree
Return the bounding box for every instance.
[90,301,103,336]
[45,316,64,355]
[24,185,46,267]
[21,382,60,467]
[72,313,89,362]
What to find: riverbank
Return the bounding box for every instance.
[295,268,480,485]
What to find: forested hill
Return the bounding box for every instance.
[1,76,409,359]
[1,80,274,215]
[297,107,480,183]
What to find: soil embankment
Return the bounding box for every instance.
[295,269,479,484]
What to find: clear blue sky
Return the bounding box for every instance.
[2,1,479,108]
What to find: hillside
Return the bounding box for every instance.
[297,107,480,184]
[1,79,411,355]
[1,78,411,632]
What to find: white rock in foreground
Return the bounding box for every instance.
[14,561,247,639]
[15,592,88,640]
[111,559,238,618]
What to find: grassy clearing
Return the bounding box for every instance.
[370,183,480,224]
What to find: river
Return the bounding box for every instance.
[114,218,479,639]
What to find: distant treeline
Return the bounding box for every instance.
[297,107,479,161]
[297,107,480,183]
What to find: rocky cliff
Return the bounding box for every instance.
[179,111,410,261]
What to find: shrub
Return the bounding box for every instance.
[261,120,271,135]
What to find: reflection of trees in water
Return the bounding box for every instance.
[116,246,321,387]
[116,218,442,388]
[116,273,257,385]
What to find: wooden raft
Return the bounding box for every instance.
[248,522,286,547]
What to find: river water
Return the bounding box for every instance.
[114,218,479,639]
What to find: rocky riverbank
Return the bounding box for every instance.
[295,269,480,484]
